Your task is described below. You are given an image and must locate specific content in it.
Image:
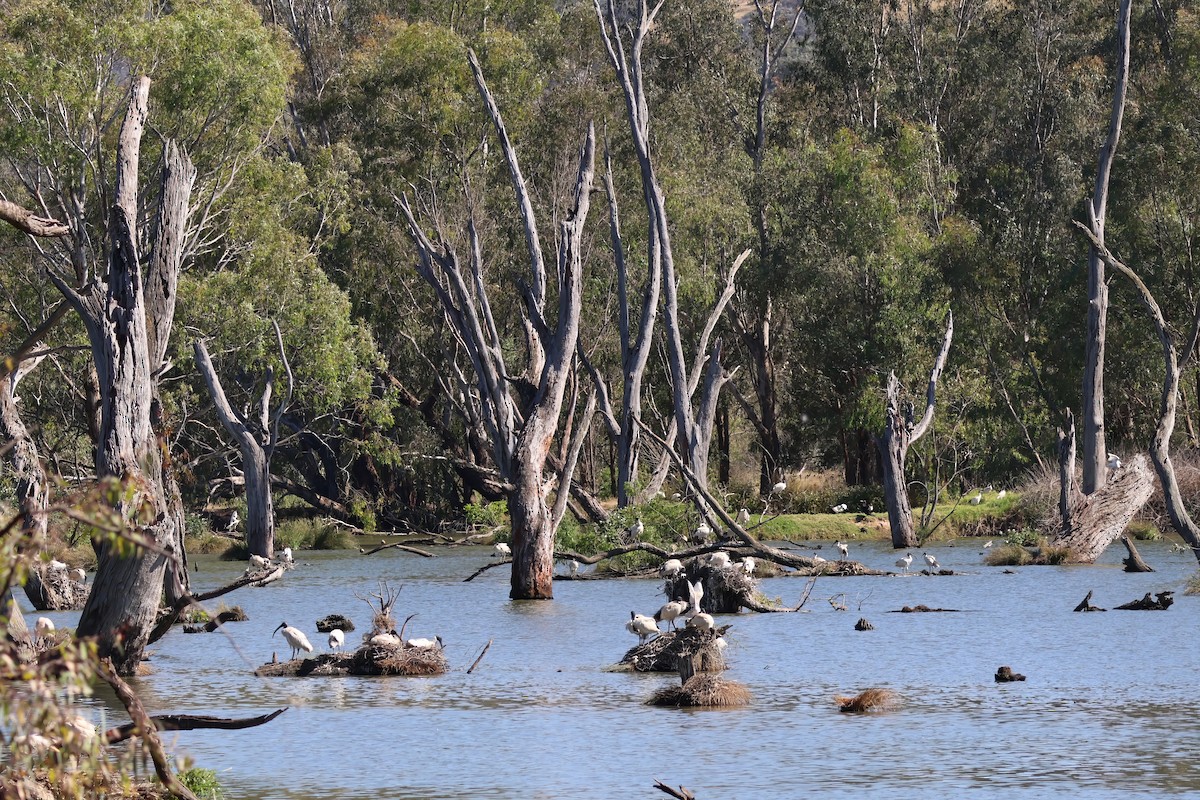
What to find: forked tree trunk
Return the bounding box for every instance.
[876,311,953,549]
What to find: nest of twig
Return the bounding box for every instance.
[648,674,751,707]
[616,626,728,673]
[350,641,448,676]
[835,688,899,713]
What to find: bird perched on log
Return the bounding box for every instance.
[709,551,731,569]
[741,557,756,575]
[493,542,511,558]
[249,554,270,570]
[328,628,344,652]
[895,553,912,573]
[923,552,940,571]
[626,612,659,643]
[836,541,849,560]
[736,508,750,526]
[654,600,689,630]
[273,622,314,661]
[570,560,581,576]
[1107,452,1122,471]
[660,559,683,578]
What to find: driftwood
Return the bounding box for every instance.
[104,708,286,745]
[467,638,493,674]
[1114,591,1174,610]
[358,540,435,557]
[995,666,1026,682]
[892,605,959,613]
[1073,590,1106,612]
[1120,535,1154,572]
[653,781,696,800]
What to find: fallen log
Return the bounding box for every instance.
[105,708,287,744]
[1073,590,1106,612]
[1114,591,1174,610]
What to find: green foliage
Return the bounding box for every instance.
[1125,521,1161,542]
[465,500,509,530]
[179,767,225,799]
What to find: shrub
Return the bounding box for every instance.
[1125,520,1160,541]
[465,499,508,530]
[180,767,224,799]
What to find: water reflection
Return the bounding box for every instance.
[19,541,1200,798]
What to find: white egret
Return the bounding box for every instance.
[227,510,240,531]
[686,612,715,631]
[654,600,689,630]
[741,557,756,575]
[570,559,581,576]
[35,617,54,637]
[632,519,644,538]
[660,559,684,578]
[923,552,940,571]
[895,552,912,573]
[969,491,983,505]
[997,489,1007,500]
[273,622,314,660]
[328,628,344,651]
[493,542,511,557]
[736,508,750,526]
[626,612,659,643]
[1107,453,1122,471]
[836,541,849,560]
[771,480,787,494]
[708,551,731,569]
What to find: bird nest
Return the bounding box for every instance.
[614,626,728,673]
[835,688,899,713]
[648,674,751,708]
[255,641,448,677]
[350,641,448,676]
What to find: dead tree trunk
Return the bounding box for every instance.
[398,52,596,600]
[1079,226,1200,565]
[594,0,746,507]
[875,311,954,549]
[193,322,293,559]
[1,350,50,544]
[1081,0,1132,494]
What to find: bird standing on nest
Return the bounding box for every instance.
[626,612,659,643]
[328,628,344,652]
[741,557,756,575]
[836,541,849,560]
[686,612,715,631]
[654,600,689,630]
[274,622,314,661]
[708,551,731,569]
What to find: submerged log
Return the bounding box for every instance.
[1073,590,1106,612]
[1114,591,1174,610]
[995,665,1026,682]
[892,604,959,612]
[1120,535,1154,572]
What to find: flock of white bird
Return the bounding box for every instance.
[624,550,757,647]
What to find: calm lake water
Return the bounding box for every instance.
[29,539,1200,799]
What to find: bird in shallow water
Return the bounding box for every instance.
[626,612,659,644]
[895,552,912,573]
[273,622,314,661]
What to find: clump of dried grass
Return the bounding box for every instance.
[835,687,899,713]
[648,674,751,707]
[351,640,448,676]
[984,539,1070,566]
[1185,573,1200,596]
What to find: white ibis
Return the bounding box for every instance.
[69,568,86,583]
[895,552,912,572]
[493,542,511,557]
[708,551,731,569]
[626,612,659,643]
[273,622,314,660]
[654,600,689,630]
[983,540,994,549]
[686,612,715,631]
[631,519,645,538]
[969,491,983,505]
[371,631,402,647]
[686,579,705,616]
[249,554,270,570]
[328,628,344,651]
[812,554,827,564]
[570,559,581,576]
[997,489,1007,500]
[660,559,684,578]
[836,541,849,560]
[406,636,443,649]
[694,522,712,541]
[771,480,787,494]
[1107,453,1122,471]
[671,492,682,500]
[923,552,940,571]
[227,510,240,531]
[741,557,756,575]
[736,508,750,526]
[281,547,294,563]
[47,559,67,572]
[34,617,54,638]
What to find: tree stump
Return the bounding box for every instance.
[1073,590,1106,612]
[23,564,89,611]
[995,665,1026,682]
[1119,535,1154,572]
